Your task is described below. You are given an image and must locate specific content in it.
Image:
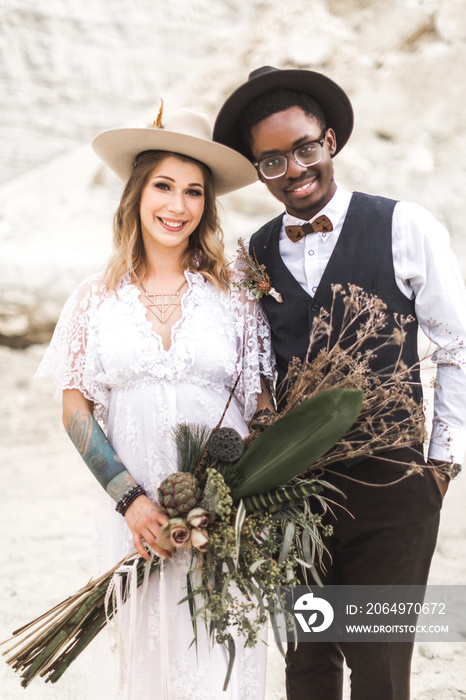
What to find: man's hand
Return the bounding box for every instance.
[431,468,449,499]
[249,406,276,432]
[428,459,454,499]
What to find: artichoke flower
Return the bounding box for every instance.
[157,472,202,518]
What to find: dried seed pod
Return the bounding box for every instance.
[208,428,244,462]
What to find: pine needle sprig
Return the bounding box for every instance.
[173,423,212,474]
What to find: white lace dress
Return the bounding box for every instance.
[37,270,274,700]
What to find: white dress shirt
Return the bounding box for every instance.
[276,185,466,465]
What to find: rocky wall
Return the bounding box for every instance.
[1,0,465,347]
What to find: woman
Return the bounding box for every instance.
[37,107,273,699]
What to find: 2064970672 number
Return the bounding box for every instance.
[366,602,446,615]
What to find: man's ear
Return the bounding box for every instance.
[326,128,337,157]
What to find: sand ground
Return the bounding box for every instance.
[0,344,465,700]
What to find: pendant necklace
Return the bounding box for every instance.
[140,278,187,323]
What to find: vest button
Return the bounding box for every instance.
[311,303,320,313]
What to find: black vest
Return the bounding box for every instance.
[249,192,422,409]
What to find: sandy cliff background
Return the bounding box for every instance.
[1,1,465,698]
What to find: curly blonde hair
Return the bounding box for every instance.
[103,151,230,292]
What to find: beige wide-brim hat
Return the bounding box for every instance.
[92,107,258,196]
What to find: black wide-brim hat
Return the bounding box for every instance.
[213,65,354,159]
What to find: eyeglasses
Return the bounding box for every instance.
[254,129,328,179]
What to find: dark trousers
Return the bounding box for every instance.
[285,446,442,700]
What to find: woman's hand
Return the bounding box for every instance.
[125,495,172,560]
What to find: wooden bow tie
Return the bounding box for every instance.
[285,215,333,242]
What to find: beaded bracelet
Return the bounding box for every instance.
[115,485,146,516]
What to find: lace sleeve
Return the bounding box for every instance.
[35,275,110,421]
[228,279,275,423]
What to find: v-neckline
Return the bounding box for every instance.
[132,270,194,353]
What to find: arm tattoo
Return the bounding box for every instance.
[107,471,137,502]
[65,408,132,498]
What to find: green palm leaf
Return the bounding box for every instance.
[231,388,363,501]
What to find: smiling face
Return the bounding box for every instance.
[250,106,337,220]
[139,155,205,256]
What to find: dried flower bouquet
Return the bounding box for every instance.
[1,285,426,690]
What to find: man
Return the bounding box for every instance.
[213,66,466,699]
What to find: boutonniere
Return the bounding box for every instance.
[229,240,283,303]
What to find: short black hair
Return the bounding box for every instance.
[240,88,327,158]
